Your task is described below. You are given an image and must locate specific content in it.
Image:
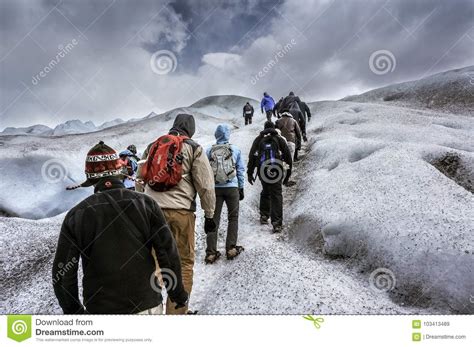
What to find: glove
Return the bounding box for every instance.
[204,217,217,234]
[247,173,255,185]
[308,117,311,122]
[170,290,189,310]
[303,135,308,142]
[283,168,292,185]
[239,188,244,201]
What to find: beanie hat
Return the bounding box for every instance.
[82,141,125,187]
[127,144,137,155]
[264,121,275,129]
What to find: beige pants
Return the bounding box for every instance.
[162,209,196,315]
[137,304,163,315]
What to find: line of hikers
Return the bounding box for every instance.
[53,91,311,315]
[243,91,311,161]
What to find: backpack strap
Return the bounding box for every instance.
[102,192,145,244]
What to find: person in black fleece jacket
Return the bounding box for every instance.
[53,141,187,314]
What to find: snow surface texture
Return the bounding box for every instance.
[343,65,474,115]
[1,68,473,314]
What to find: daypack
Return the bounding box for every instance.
[209,144,236,184]
[244,105,253,115]
[258,135,282,167]
[141,134,187,192]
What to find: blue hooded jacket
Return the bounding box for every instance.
[206,124,245,189]
[261,94,275,112]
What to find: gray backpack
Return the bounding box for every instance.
[209,144,236,184]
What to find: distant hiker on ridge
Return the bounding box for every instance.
[261,92,276,121]
[243,102,254,125]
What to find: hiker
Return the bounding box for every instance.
[53,141,187,314]
[127,144,141,161]
[273,97,283,119]
[278,91,307,143]
[205,124,245,264]
[275,111,302,162]
[261,92,276,121]
[136,113,216,315]
[243,102,254,125]
[247,121,292,233]
[301,101,312,123]
[119,149,138,190]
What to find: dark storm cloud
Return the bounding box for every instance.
[0,0,473,128]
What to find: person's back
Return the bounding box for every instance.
[138,114,215,215]
[247,122,292,232]
[205,124,245,263]
[261,92,276,121]
[53,141,187,314]
[243,102,254,125]
[275,113,301,145]
[136,113,216,314]
[276,113,301,161]
[278,92,301,113]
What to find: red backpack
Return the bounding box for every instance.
[141,134,188,192]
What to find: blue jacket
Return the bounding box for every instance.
[206,124,245,189]
[261,95,275,112]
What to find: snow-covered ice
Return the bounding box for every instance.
[1,67,473,314]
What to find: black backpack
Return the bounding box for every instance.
[258,135,282,167]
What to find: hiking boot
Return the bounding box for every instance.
[260,216,269,225]
[204,251,221,264]
[273,225,283,233]
[226,246,244,260]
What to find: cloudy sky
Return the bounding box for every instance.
[1,0,473,128]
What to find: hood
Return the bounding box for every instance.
[215,124,231,144]
[119,149,134,157]
[169,113,196,137]
[260,128,278,137]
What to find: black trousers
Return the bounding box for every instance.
[206,187,240,254]
[265,110,274,121]
[244,115,253,125]
[259,180,283,227]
